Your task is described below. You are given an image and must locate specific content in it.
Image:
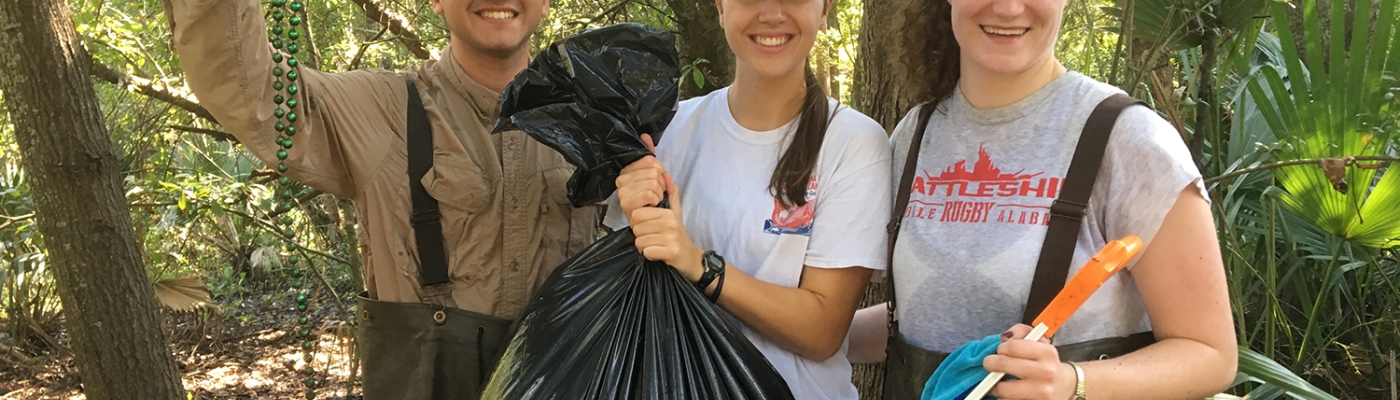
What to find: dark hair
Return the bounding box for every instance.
[898,0,960,106]
[768,64,831,208]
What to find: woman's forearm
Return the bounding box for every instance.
[1076,337,1237,399]
[707,264,872,361]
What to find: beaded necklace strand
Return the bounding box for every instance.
[266,0,317,398]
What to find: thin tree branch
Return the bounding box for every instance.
[1207,156,1400,184]
[168,125,239,143]
[0,212,34,221]
[89,60,219,124]
[349,25,390,70]
[223,207,353,267]
[348,0,432,60]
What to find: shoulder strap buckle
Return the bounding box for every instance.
[411,209,442,228]
[1048,199,1088,220]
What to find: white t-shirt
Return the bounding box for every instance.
[888,72,1206,352]
[604,87,892,400]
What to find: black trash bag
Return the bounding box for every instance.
[480,228,796,400]
[482,23,795,400]
[493,22,679,207]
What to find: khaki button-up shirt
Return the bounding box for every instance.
[167,0,600,319]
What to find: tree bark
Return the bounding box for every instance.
[0,1,186,399]
[851,0,916,130]
[669,0,734,97]
[849,0,917,398]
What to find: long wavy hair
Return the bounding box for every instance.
[898,0,961,107]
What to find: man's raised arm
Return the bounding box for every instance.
[164,0,411,198]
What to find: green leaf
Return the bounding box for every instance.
[1237,347,1339,399]
[1246,0,1400,249]
[692,68,705,89]
[177,195,186,211]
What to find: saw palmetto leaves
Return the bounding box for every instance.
[1104,0,1267,50]
[152,276,219,313]
[1245,0,1400,249]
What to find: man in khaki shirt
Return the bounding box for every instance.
[164,0,600,397]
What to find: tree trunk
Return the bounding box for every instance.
[851,0,917,130]
[669,0,734,98]
[849,0,917,398]
[0,1,186,399]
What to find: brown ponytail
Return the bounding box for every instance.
[768,64,833,208]
[899,0,960,107]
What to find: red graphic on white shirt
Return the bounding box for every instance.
[764,176,818,236]
[905,145,1064,227]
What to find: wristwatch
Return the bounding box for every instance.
[1067,361,1087,400]
[695,250,725,290]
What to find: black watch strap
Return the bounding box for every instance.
[695,250,723,289]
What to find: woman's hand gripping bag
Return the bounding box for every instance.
[481,23,796,400]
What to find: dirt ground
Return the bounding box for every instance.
[0,293,363,400]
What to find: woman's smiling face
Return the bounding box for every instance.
[717,0,829,81]
[949,0,1067,76]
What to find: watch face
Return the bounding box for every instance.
[704,251,723,271]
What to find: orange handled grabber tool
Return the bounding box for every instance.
[964,235,1145,400]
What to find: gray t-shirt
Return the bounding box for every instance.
[888,71,1205,352]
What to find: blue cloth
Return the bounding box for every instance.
[922,334,1003,400]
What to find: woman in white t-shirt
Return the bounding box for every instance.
[603,0,891,398]
[845,0,1237,399]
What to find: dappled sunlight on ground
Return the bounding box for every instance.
[1,295,361,400]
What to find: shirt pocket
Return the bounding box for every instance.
[542,167,573,212]
[421,157,492,214]
[539,167,575,268]
[418,156,496,291]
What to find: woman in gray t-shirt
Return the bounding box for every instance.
[846,0,1237,399]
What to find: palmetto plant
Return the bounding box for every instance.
[1246,0,1400,248]
[1213,0,1400,396]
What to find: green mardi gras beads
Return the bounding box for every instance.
[269,3,314,396]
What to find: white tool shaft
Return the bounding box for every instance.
[964,323,1051,400]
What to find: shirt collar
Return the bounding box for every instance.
[435,46,503,121]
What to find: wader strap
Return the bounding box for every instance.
[406,79,452,297]
[886,103,937,332]
[1021,93,1142,324]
